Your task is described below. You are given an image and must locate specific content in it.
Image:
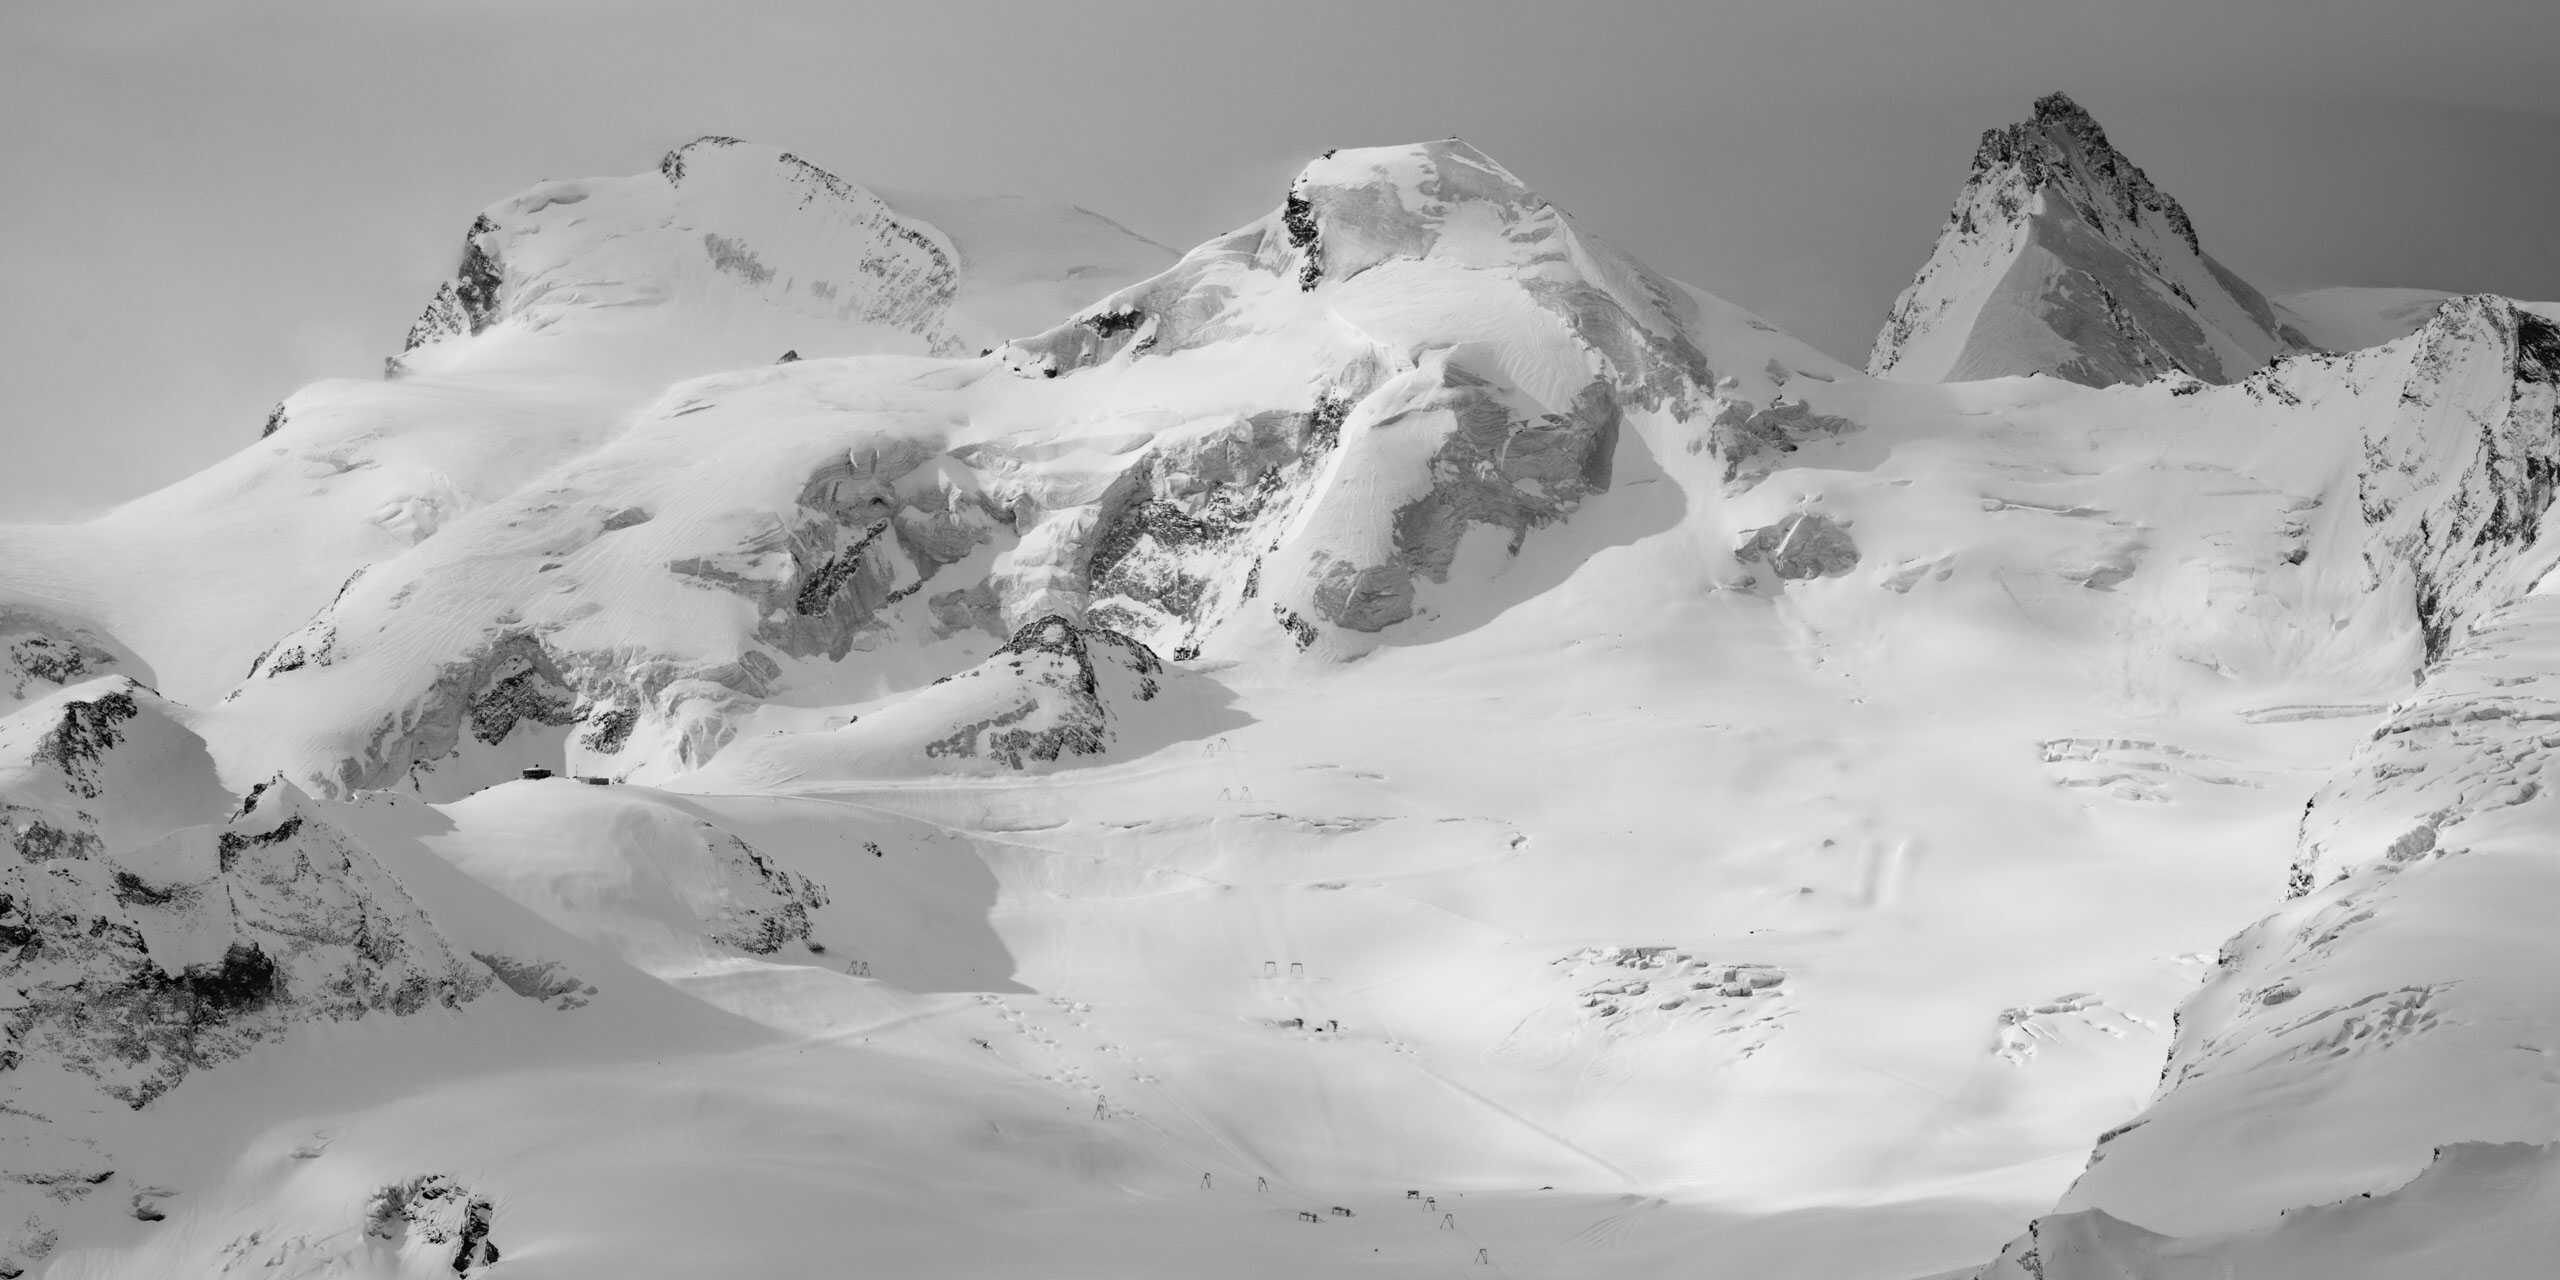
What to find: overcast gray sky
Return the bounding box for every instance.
[7,0,2559,519]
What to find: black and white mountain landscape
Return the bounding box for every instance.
[5,11,2560,1277]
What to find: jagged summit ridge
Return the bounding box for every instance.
[1981,92,2200,258]
[1869,91,2304,387]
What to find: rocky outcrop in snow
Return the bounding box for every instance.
[920,616,1164,769]
[694,615,1211,786]
[1870,92,2305,386]
[1309,368,1620,633]
[1735,511,1860,581]
[0,682,489,1276]
[364,1174,500,1275]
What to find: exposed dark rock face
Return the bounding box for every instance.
[23,684,139,799]
[259,402,287,439]
[1307,369,1621,634]
[705,833,830,954]
[668,440,980,664]
[1083,387,1367,653]
[1707,397,1862,492]
[403,214,506,353]
[579,705,639,755]
[2,788,487,1107]
[467,637,579,746]
[1981,93,2200,257]
[1283,185,1324,290]
[471,951,595,1010]
[1736,512,1860,581]
[922,617,1165,769]
[1309,563,1416,634]
[365,1175,499,1275]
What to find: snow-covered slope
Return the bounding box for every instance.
[1871,93,2305,387]
[6,124,2559,1280]
[1960,293,2560,1278]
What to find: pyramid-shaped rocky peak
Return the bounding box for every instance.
[1868,91,2304,387]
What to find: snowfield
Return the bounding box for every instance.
[4,100,2558,1279]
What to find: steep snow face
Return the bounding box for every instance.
[1871,93,2305,387]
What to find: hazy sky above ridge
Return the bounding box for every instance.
[6,0,2559,517]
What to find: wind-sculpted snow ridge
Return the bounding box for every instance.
[0,681,490,1276]
[1870,92,2306,386]
[205,138,1845,796]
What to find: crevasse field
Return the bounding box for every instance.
[3,101,2558,1279]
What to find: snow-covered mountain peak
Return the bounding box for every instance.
[1274,139,1561,287]
[1869,91,2305,387]
[393,136,1175,381]
[397,135,964,369]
